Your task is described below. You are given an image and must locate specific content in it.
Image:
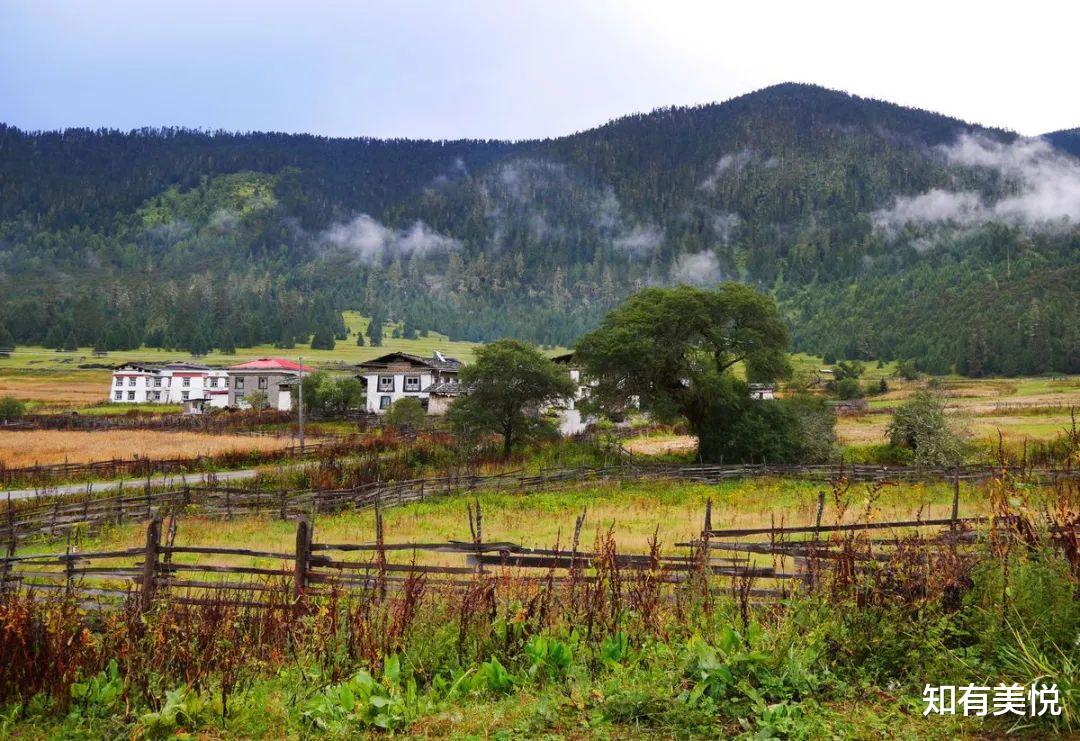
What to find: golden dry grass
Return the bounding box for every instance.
[0,429,304,467]
[48,477,988,576]
[836,410,1077,446]
[624,434,698,456]
[0,373,111,405]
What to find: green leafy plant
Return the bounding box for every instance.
[300,656,425,732]
[599,632,631,668]
[140,686,212,739]
[469,656,515,695]
[523,635,573,681]
[70,660,123,718]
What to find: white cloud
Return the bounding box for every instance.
[700,149,755,191]
[872,188,983,229]
[670,250,724,285]
[873,133,1080,231]
[207,209,240,234]
[711,211,741,243]
[320,214,460,263]
[613,224,664,256]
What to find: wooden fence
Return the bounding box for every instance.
[0,437,377,488]
[6,496,1072,613]
[1,461,1076,550]
[0,512,795,610]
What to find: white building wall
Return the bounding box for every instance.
[206,371,230,408]
[111,372,155,403]
[111,367,233,406]
[363,371,435,413]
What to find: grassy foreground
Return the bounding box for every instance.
[2,474,1076,738]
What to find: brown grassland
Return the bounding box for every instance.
[0,371,111,406]
[0,429,304,467]
[43,476,984,573]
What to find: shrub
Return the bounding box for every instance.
[886,392,964,465]
[243,390,270,410]
[894,360,920,380]
[384,398,426,430]
[834,377,864,400]
[0,396,26,423]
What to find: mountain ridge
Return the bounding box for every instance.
[0,83,1076,375]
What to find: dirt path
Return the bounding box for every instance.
[1,466,291,501]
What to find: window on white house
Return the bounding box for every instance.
[235,377,245,389]
[128,377,136,387]
[404,375,421,392]
[154,378,161,387]
[127,391,135,400]
[380,396,392,409]
[258,376,268,390]
[114,391,122,400]
[181,391,189,401]
[182,378,190,387]
[115,377,122,386]
[208,378,217,388]
[378,376,394,392]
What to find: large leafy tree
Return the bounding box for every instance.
[575,284,793,462]
[449,339,576,459]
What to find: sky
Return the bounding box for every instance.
[1,1,1077,140]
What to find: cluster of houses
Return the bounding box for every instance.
[110,358,314,414]
[111,351,772,434]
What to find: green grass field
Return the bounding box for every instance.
[0,312,482,374]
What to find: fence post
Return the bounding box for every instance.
[0,536,14,595]
[64,532,75,596]
[951,466,960,527]
[293,517,310,598]
[140,517,162,612]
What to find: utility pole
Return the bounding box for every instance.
[297,356,305,454]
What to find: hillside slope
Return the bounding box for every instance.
[0,83,1076,374]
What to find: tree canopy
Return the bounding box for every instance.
[576,284,800,462]
[448,339,576,459]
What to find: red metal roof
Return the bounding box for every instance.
[227,357,314,372]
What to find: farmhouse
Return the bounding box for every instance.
[110,358,310,411]
[749,383,776,400]
[110,362,229,406]
[549,352,594,435]
[226,358,313,410]
[355,351,462,413]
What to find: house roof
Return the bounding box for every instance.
[113,362,163,372]
[356,352,462,372]
[227,357,314,373]
[163,362,212,371]
[550,352,576,365]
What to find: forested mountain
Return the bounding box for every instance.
[1044,127,1080,158]
[0,83,1077,373]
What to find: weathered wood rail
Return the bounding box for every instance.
[1,462,1075,547]
[0,437,369,488]
[6,506,1072,613]
[1,473,1074,614]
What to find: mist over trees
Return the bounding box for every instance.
[0,83,1076,372]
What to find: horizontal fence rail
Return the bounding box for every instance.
[0,437,381,488]
[4,409,385,434]
[4,496,1073,614]
[0,461,1076,550]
